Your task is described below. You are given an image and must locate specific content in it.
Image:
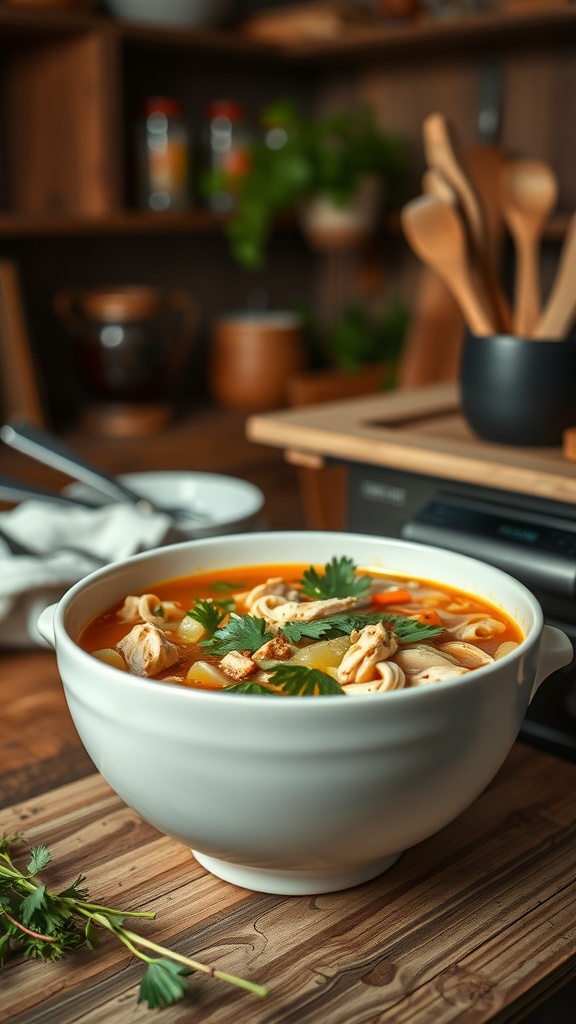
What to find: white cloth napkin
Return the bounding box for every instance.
[0,500,176,649]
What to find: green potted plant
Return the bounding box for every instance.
[204,99,408,271]
[287,297,410,405]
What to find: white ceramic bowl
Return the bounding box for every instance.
[104,0,233,28]
[64,471,265,539]
[38,531,572,895]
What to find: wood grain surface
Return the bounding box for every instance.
[247,384,576,506]
[1,402,575,1022]
[1,745,576,1024]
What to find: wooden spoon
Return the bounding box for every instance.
[401,194,495,337]
[533,210,576,339]
[422,113,513,333]
[499,157,558,336]
[421,168,457,206]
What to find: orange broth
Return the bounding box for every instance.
[78,562,524,691]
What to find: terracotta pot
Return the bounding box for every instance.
[287,362,392,407]
[210,311,307,410]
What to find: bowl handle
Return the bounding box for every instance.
[37,603,57,649]
[530,625,573,702]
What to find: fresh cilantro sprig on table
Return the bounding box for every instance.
[300,556,372,600]
[0,834,267,1010]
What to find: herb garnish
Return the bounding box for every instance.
[187,598,228,639]
[226,665,344,697]
[300,556,372,600]
[281,611,443,644]
[200,614,275,656]
[0,834,267,1009]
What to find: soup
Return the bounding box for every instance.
[79,556,523,696]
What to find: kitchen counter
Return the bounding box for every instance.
[246,382,576,507]
[1,403,575,1022]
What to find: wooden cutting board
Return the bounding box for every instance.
[2,747,576,1023]
[247,383,576,506]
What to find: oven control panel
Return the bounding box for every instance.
[402,493,576,601]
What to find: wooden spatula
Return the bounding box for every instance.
[422,112,512,333]
[533,211,576,339]
[401,194,495,337]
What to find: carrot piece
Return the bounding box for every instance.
[371,588,413,606]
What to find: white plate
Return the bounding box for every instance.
[64,471,265,537]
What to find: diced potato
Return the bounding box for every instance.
[177,615,205,643]
[186,660,230,687]
[289,635,351,671]
[92,648,127,671]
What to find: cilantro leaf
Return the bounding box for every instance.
[187,599,226,639]
[27,846,51,875]
[268,665,345,696]
[224,681,279,695]
[138,958,192,1010]
[280,618,340,642]
[200,614,274,656]
[382,614,444,644]
[20,885,46,926]
[56,874,89,902]
[300,556,372,600]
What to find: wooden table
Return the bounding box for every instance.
[1,403,576,1023]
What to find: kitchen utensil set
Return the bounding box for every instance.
[402,113,573,341]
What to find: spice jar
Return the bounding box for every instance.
[136,96,191,212]
[204,100,251,212]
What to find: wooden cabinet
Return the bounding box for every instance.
[0,4,575,426]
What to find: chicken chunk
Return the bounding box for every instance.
[253,634,294,662]
[117,622,179,677]
[220,650,257,680]
[263,595,359,627]
[337,621,398,685]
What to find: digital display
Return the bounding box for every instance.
[414,499,576,557]
[497,523,540,545]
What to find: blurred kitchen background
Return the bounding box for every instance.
[0,0,573,435]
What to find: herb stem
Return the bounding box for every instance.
[84,911,268,997]
[1,910,59,943]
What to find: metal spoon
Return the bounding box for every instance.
[401,194,495,337]
[0,420,210,526]
[0,472,189,546]
[499,157,558,336]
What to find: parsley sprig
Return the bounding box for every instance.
[281,611,443,644]
[200,614,275,656]
[226,665,344,697]
[300,556,372,600]
[0,834,267,1010]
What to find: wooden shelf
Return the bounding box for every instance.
[0,209,229,237]
[0,3,575,58]
[249,4,576,60]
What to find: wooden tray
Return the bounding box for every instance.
[247,383,576,506]
[2,747,576,1023]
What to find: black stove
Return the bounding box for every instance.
[345,462,576,762]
